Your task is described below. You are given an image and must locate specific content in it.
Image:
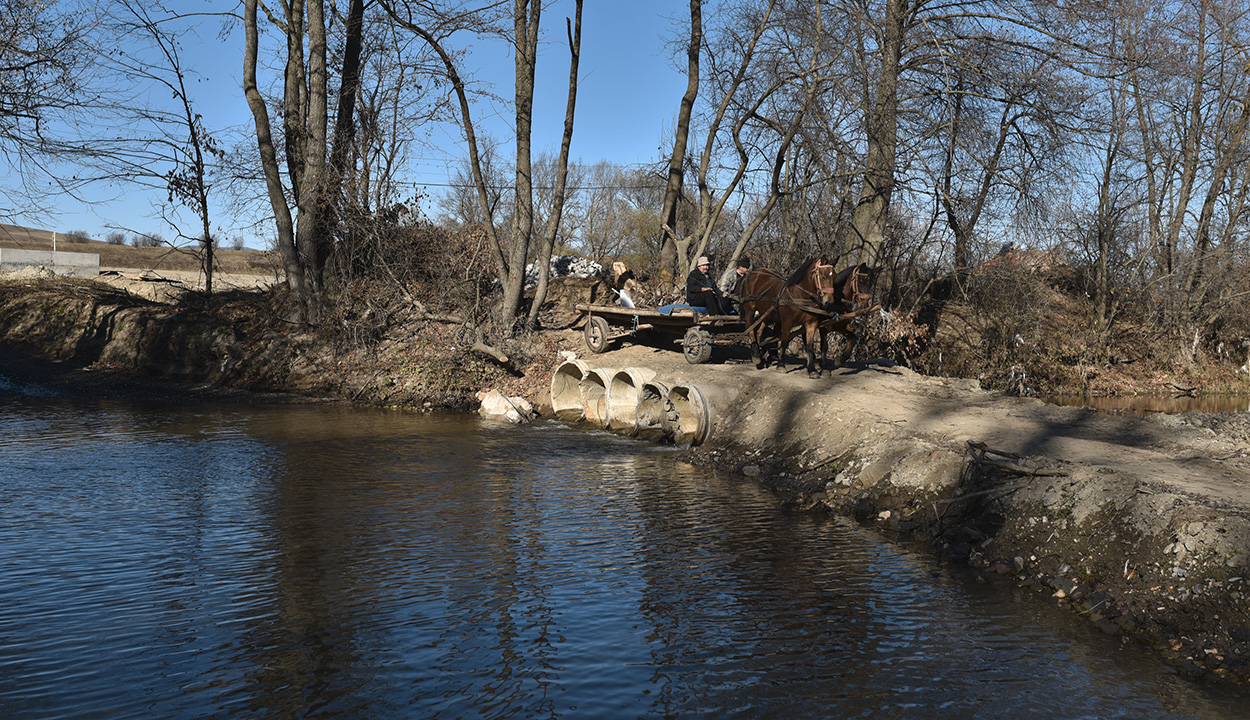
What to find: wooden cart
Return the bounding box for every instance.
[574,303,746,364]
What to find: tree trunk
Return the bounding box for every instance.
[243,0,307,321]
[500,0,541,329]
[526,2,582,330]
[657,0,701,284]
[321,0,366,256]
[848,0,908,266]
[294,0,329,313]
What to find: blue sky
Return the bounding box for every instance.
[13,1,689,246]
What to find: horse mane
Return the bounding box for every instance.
[832,264,856,287]
[786,257,820,286]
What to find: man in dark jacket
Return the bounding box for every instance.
[686,255,726,315]
[725,255,751,314]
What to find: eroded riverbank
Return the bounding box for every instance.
[3,272,1250,685]
[544,338,1250,684]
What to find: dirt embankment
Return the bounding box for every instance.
[570,338,1250,683]
[3,270,1250,683]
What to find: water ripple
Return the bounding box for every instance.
[1,405,1247,719]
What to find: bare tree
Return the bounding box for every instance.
[525,1,582,330]
[243,0,367,322]
[89,3,231,295]
[656,0,702,284]
[0,0,94,220]
[436,140,509,228]
[387,1,583,332]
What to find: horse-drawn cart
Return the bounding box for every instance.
[574,303,745,364]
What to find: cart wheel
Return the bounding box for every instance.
[683,328,713,364]
[584,315,611,353]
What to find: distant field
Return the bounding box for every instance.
[0,223,278,275]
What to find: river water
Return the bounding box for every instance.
[1,386,1248,719]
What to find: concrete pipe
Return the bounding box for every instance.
[634,380,676,443]
[550,359,591,421]
[667,382,739,447]
[668,384,712,446]
[579,367,618,428]
[606,367,658,434]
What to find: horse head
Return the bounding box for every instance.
[784,256,840,310]
[836,263,879,310]
[810,258,840,309]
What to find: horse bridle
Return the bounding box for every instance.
[811,261,837,302]
[846,266,873,308]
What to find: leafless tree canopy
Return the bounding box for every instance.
[10,0,1250,360]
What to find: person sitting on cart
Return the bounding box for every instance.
[686,255,727,315]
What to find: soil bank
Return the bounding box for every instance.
[3,271,1250,684]
[573,338,1250,684]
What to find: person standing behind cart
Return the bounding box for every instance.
[686,256,727,315]
[722,255,750,314]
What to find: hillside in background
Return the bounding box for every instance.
[0,223,278,276]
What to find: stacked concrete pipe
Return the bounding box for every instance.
[634,380,675,442]
[579,367,618,428]
[550,359,591,421]
[667,384,712,446]
[607,368,657,434]
[550,362,737,447]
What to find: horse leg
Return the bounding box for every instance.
[805,322,820,378]
[750,324,765,369]
[839,331,857,367]
[819,325,829,371]
[776,316,791,372]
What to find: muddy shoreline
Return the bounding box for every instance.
[3,273,1250,685]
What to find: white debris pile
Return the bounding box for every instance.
[524,255,604,290]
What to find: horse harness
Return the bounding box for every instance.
[733,264,844,345]
[846,266,873,309]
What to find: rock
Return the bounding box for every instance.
[741,464,761,477]
[947,541,972,560]
[1095,618,1121,636]
[476,389,535,424]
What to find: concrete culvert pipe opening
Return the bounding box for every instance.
[550,359,591,421]
[607,367,657,434]
[579,367,618,428]
[668,383,711,446]
[635,380,675,443]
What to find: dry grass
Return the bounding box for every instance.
[1,223,279,275]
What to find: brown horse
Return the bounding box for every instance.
[812,263,880,370]
[739,257,840,374]
[775,258,844,377]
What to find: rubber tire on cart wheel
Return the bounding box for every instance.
[584,315,611,353]
[683,328,713,364]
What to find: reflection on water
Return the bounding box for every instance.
[1,395,1247,719]
[1047,394,1250,415]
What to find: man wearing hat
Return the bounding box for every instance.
[686,255,727,315]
